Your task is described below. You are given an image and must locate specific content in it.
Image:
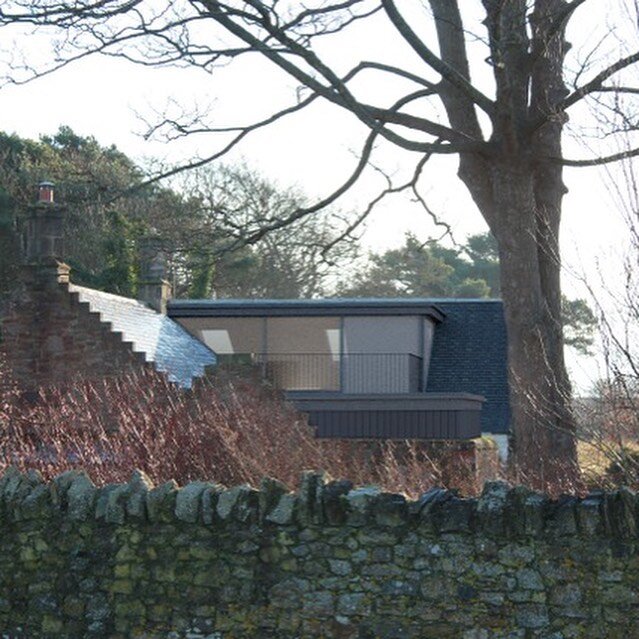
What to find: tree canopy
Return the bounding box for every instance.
[0,127,145,298]
[0,128,356,302]
[340,233,493,299]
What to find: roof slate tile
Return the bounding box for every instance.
[69,285,216,388]
[426,300,510,434]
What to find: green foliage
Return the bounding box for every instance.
[0,188,19,300]
[454,277,491,299]
[344,231,595,354]
[462,232,500,293]
[0,130,357,304]
[68,210,138,297]
[186,253,216,299]
[562,297,597,355]
[0,126,149,297]
[341,233,494,299]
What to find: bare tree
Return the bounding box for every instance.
[2,0,639,485]
[169,164,359,298]
[574,139,639,485]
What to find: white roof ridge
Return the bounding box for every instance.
[69,284,153,311]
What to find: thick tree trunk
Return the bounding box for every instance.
[487,161,579,490]
[433,0,581,490]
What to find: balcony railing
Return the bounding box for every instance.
[217,352,423,394]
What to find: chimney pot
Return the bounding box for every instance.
[38,181,55,204]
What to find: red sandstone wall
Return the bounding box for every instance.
[1,269,148,388]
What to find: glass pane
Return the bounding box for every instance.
[266,316,341,354]
[180,317,263,354]
[265,317,341,390]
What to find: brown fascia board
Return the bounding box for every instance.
[167,298,446,323]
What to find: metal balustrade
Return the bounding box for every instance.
[217,352,423,393]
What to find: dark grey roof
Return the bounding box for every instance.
[426,300,510,434]
[168,297,445,322]
[70,285,216,388]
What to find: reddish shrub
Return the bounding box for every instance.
[0,360,471,497]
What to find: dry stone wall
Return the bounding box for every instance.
[0,468,638,638]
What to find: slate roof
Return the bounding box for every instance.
[69,285,216,388]
[425,299,510,434]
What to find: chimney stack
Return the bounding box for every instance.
[138,236,171,314]
[26,182,64,261]
[24,181,70,284]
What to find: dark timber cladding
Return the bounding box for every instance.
[290,393,484,439]
[308,410,481,439]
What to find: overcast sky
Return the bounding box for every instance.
[0,3,627,261]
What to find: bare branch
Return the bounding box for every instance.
[594,86,639,96]
[363,96,486,147]
[559,146,639,167]
[349,60,438,90]
[321,141,449,256]
[223,125,382,251]
[280,1,382,40]
[190,2,458,154]
[562,51,639,110]
[382,0,495,118]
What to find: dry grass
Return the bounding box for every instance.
[578,440,613,479]
[578,438,639,489]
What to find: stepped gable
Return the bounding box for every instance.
[69,284,216,388]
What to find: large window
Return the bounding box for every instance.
[265,317,340,390]
[177,312,432,393]
[265,317,340,355]
[198,318,262,354]
[342,316,423,393]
